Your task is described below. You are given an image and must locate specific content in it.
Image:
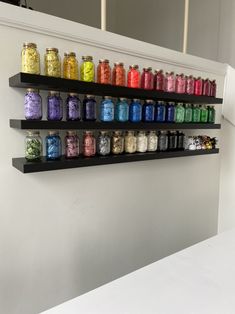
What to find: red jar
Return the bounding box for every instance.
[195,77,203,96]
[112,62,126,86]
[97,59,111,84]
[186,75,195,95]
[203,78,211,96]
[154,69,165,91]
[141,67,154,90]
[210,80,217,97]
[175,73,186,94]
[127,65,140,88]
[83,131,96,157]
[165,72,176,93]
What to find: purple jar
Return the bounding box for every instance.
[24,89,42,120]
[47,91,63,121]
[66,93,81,121]
[83,95,96,121]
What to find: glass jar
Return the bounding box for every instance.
[155,101,166,122]
[65,131,79,158]
[112,131,124,154]
[166,102,176,122]
[100,96,114,122]
[200,105,208,123]
[165,72,175,93]
[154,69,165,91]
[125,131,137,154]
[46,131,62,160]
[192,105,201,122]
[25,131,42,161]
[210,80,217,97]
[195,77,203,96]
[83,95,96,121]
[168,131,177,151]
[24,89,42,120]
[137,131,148,153]
[97,131,111,156]
[184,104,193,122]
[127,65,140,88]
[112,62,126,86]
[147,131,158,152]
[175,102,185,123]
[97,59,111,84]
[177,131,185,150]
[44,48,61,77]
[63,52,79,80]
[203,78,211,96]
[21,42,40,74]
[186,75,195,95]
[141,67,154,90]
[66,93,81,121]
[47,91,63,121]
[129,99,142,122]
[158,131,168,151]
[80,56,95,82]
[208,106,215,123]
[115,98,129,122]
[83,131,96,157]
[142,100,155,122]
[175,73,186,94]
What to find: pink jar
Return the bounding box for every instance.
[203,78,211,96]
[83,131,96,157]
[186,75,195,95]
[141,67,154,90]
[127,65,140,88]
[175,73,186,94]
[195,77,203,96]
[154,69,165,91]
[210,80,217,97]
[165,72,176,93]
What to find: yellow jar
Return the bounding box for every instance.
[125,131,137,154]
[44,48,61,77]
[80,56,95,82]
[21,42,40,74]
[63,52,79,80]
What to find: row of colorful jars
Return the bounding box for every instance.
[25,130,185,161]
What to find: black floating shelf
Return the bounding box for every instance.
[9,73,223,104]
[13,149,219,173]
[10,119,221,130]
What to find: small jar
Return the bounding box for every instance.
[25,131,42,161]
[115,98,129,122]
[166,102,176,122]
[44,48,61,77]
[194,77,203,96]
[168,131,177,151]
[83,131,96,157]
[147,131,158,152]
[202,78,211,96]
[47,91,63,121]
[80,56,95,82]
[66,93,81,121]
[100,96,114,122]
[165,72,176,93]
[46,131,62,160]
[155,101,166,122]
[125,131,137,154]
[208,106,215,123]
[186,75,195,95]
[112,62,126,86]
[154,69,165,91]
[200,105,208,123]
[21,42,40,74]
[141,67,154,90]
[177,131,185,150]
[83,95,97,121]
[192,105,201,122]
[129,99,142,122]
[137,131,147,153]
[24,89,42,120]
[127,65,140,88]
[142,100,155,122]
[63,52,79,80]
[158,131,168,151]
[97,131,111,156]
[97,59,111,84]
[210,80,217,97]
[112,131,124,154]
[175,102,185,123]
[184,104,193,123]
[65,131,79,158]
[175,73,186,94]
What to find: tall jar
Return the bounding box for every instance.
[112,62,126,86]
[147,131,158,152]
[47,91,63,121]
[97,59,111,84]
[192,105,201,122]
[165,72,176,93]
[97,131,111,156]
[154,69,165,91]
[168,131,177,151]
[115,98,129,122]
[80,56,95,82]
[100,96,114,122]
[158,131,168,151]
[166,102,176,122]
[127,65,140,88]
[44,48,61,77]
[112,131,124,154]
[25,131,42,161]
[210,80,217,97]
[66,93,81,121]
[141,67,154,90]
[155,101,166,122]
[200,105,208,123]
[208,106,216,123]
[83,131,96,157]
[125,131,137,154]
[21,42,40,74]
[175,73,186,94]
[65,131,79,158]
[203,78,211,96]
[129,99,142,122]
[24,89,42,120]
[195,77,203,96]
[177,131,185,150]
[137,131,148,153]
[83,95,96,121]
[142,100,155,122]
[175,102,185,123]
[46,131,62,160]
[186,75,195,95]
[63,52,79,80]
[184,104,193,123]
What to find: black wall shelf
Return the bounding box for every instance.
[13,149,219,173]
[9,73,223,104]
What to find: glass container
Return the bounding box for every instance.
[158,131,168,151]
[154,69,165,91]
[127,65,140,88]
[175,73,186,94]
[165,72,175,93]
[194,77,203,96]
[97,131,111,156]
[200,105,208,123]
[47,91,63,121]
[21,42,40,74]
[155,101,166,122]
[147,131,158,152]
[112,62,126,86]
[168,131,177,151]
[66,93,81,121]
[115,98,129,122]
[25,131,42,161]
[166,102,175,122]
[63,52,79,80]
[83,131,96,157]
[186,75,195,95]
[141,67,154,90]
[203,78,211,96]
[210,80,217,97]
[80,56,95,82]
[208,106,215,123]
[112,131,124,154]
[83,95,97,121]
[137,131,148,153]
[177,131,185,150]
[24,89,42,120]
[97,59,111,84]
[129,99,142,122]
[142,100,155,122]
[65,131,79,158]
[125,131,137,154]
[192,105,201,122]
[175,102,185,123]
[46,131,62,160]
[100,96,114,122]
[184,104,193,123]
[44,48,61,77]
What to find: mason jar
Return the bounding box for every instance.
[112,62,126,86]
[127,65,140,88]
[97,131,111,156]
[125,131,137,154]
[137,131,148,153]
[24,89,42,120]
[83,131,96,157]
[63,52,79,80]
[147,131,158,152]
[112,131,124,154]
[115,98,129,122]
[25,131,42,161]
[47,91,63,121]
[46,131,62,160]
[65,131,79,158]
[21,42,40,74]
[100,96,114,122]
[83,95,97,121]
[66,93,81,121]
[158,131,168,151]
[80,56,95,82]
[97,59,111,84]
[44,48,61,77]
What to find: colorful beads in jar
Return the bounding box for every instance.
[25,131,42,161]
[166,102,175,122]
[175,73,186,94]
[47,91,63,121]
[112,131,124,154]
[63,52,79,80]
[83,131,96,157]
[168,131,177,151]
[184,104,193,122]
[129,99,142,122]
[65,131,79,158]
[125,131,137,154]
[83,95,97,121]
[208,106,215,123]
[46,131,62,160]
[127,65,140,88]
[97,59,111,84]
[154,69,165,91]
[137,131,148,153]
[186,75,195,95]
[192,105,201,122]
[100,96,114,122]
[141,67,154,90]
[175,102,185,123]
[194,77,203,96]
[210,80,217,97]
[142,100,155,122]
[97,131,111,156]
[177,131,185,150]
[158,131,168,151]
[21,42,40,74]
[80,56,95,82]
[165,72,176,93]
[24,89,42,120]
[147,131,158,152]
[203,78,211,96]
[44,48,61,77]
[200,105,208,123]
[112,62,126,86]
[115,98,129,122]
[155,101,166,122]
[66,93,81,121]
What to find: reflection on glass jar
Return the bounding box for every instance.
[25,131,42,161]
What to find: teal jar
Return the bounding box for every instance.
[115,98,129,122]
[100,96,114,122]
[175,102,185,123]
[208,106,215,123]
[200,105,208,123]
[192,105,201,122]
[184,104,193,122]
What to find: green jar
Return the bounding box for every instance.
[192,105,201,123]
[208,106,215,123]
[200,105,208,123]
[25,131,42,161]
[175,102,185,123]
[184,104,193,122]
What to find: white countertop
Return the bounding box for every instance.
[41,229,235,314]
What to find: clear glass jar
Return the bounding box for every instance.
[192,105,201,122]
[44,48,61,77]
[147,131,158,152]
[175,102,185,123]
[125,131,137,154]
[186,75,195,95]
[166,102,176,122]
[46,131,62,160]
[25,131,42,161]
[168,131,178,151]
[165,72,175,93]
[100,96,114,122]
[97,59,111,84]
[142,100,155,122]
[65,131,79,158]
[66,93,81,121]
[83,131,96,157]
[195,77,203,95]
[24,89,42,120]
[129,99,142,122]
[200,105,208,122]
[155,101,166,122]
[158,131,168,151]
[115,98,129,122]
[184,104,193,122]
[47,91,63,121]
[83,95,97,121]
[80,56,95,82]
[112,131,124,154]
[63,52,79,80]
[127,65,140,88]
[21,42,40,74]
[141,67,154,90]
[175,73,186,94]
[154,69,165,91]
[97,131,111,156]
[137,131,147,153]
[203,78,211,96]
[208,106,215,123]
[112,62,126,86]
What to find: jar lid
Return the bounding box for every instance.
[49,91,60,95]
[155,69,163,73]
[67,130,76,136]
[170,71,175,75]
[68,92,78,97]
[85,130,93,134]
[104,96,111,99]
[64,52,76,57]
[138,131,146,135]
[82,56,93,61]
[114,62,124,66]
[120,97,127,101]
[27,88,39,93]
[27,130,40,135]
[144,67,152,71]
[129,64,139,69]
[86,95,95,98]
[113,130,122,134]
[133,98,141,102]
[48,131,59,136]
[99,59,109,63]
[23,42,37,48]
[146,99,154,103]
[100,130,108,135]
[46,48,59,53]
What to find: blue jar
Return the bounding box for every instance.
[46,131,62,160]
[83,95,96,121]
[115,98,129,122]
[166,102,176,122]
[47,91,63,121]
[129,99,142,122]
[155,101,166,122]
[66,93,81,121]
[142,100,155,122]
[100,96,114,122]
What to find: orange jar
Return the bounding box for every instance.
[63,52,79,80]
[97,59,111,84]
[112,62,126,86]
[127,65,140,88]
